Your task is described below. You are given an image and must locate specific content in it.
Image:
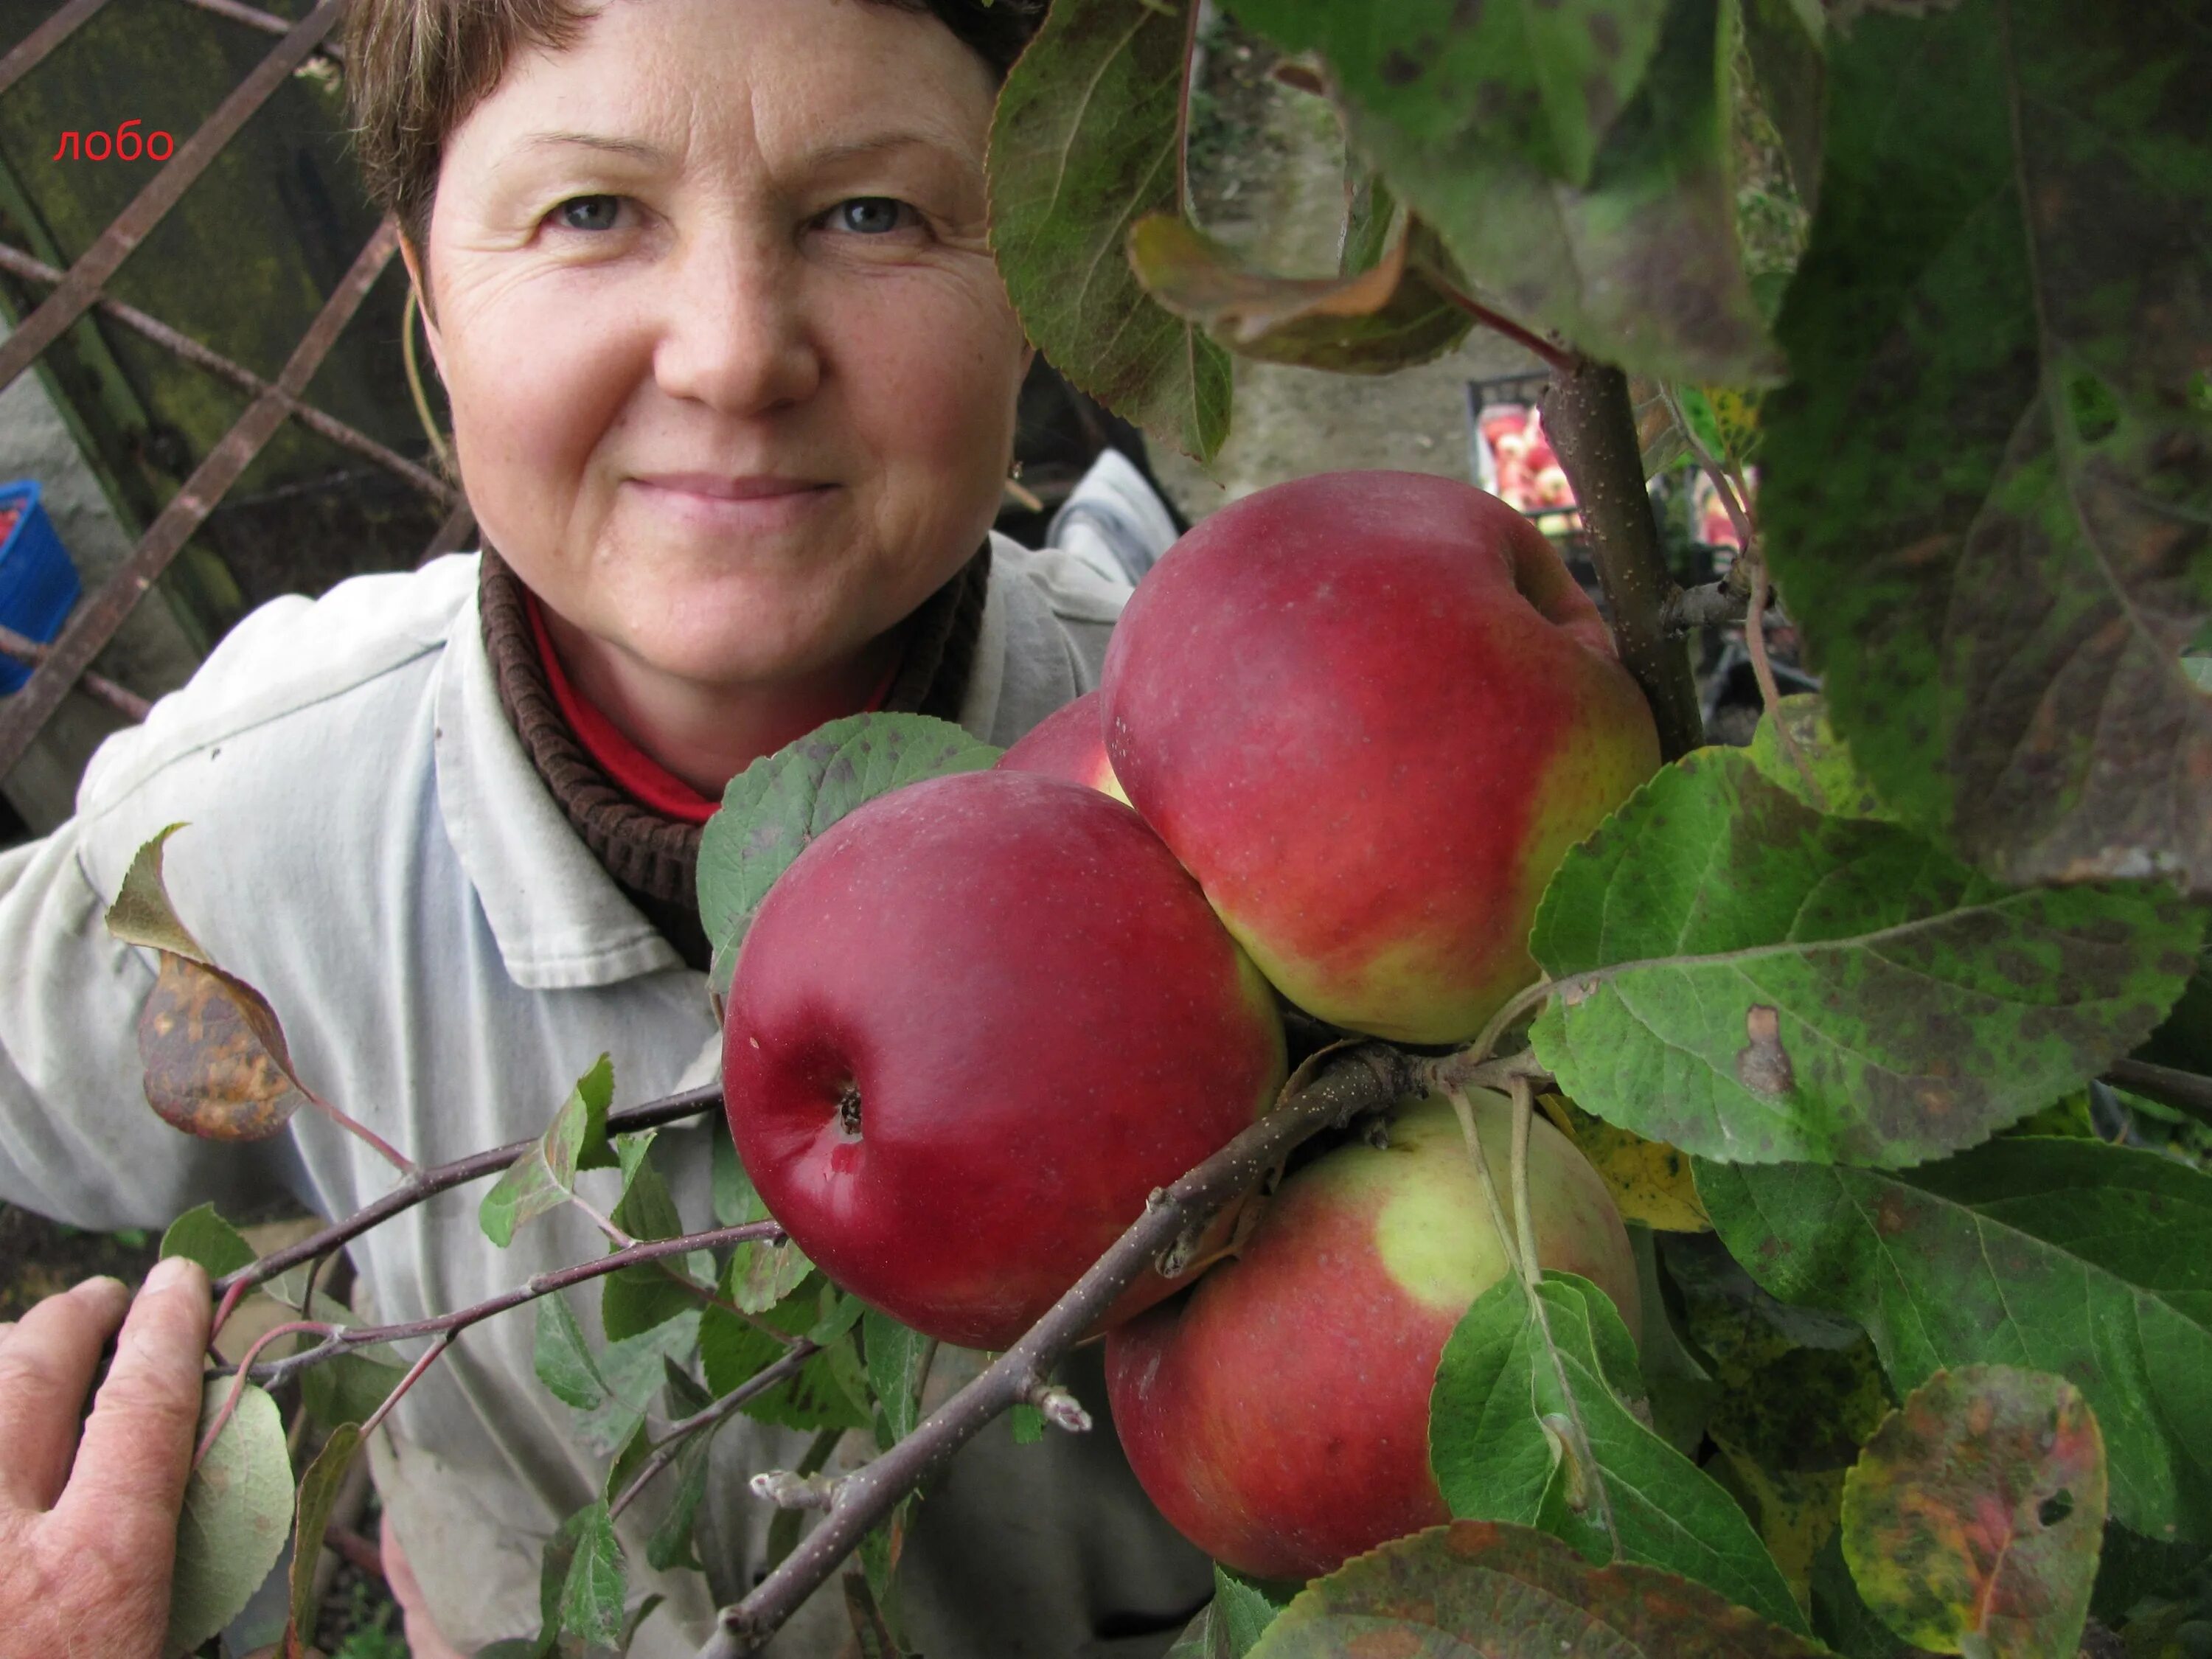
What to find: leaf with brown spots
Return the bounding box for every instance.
[1700,1139,2212,1547]
[1760,0,2212,893]
[1125,214,1472,374]
[1245,1520,1829,1659]
[1529,748,2203,1166]
[105,826,310,1142]
[1841,1366,2106,1659]
[987,0,1231,461]
[1230,0,1780,383]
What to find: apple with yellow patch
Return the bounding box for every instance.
[1104,1089,1638,1581]
[1100,470,1660,1043]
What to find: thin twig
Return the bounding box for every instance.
[358,1333,453,1441]
[608,1342,824,1523]
[695,1043,1421,1658]
[211,1084,726,1301]
[195,1318,334,1467]
[234,1220,784,1389]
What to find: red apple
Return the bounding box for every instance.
[995,689,1126,800]
[723,768,1288,1350]
[1105,1089,1638,1582]
[1101,470,1660,1044]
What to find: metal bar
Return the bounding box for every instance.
[178,0,345,63]
[0,0,350,399]
[0,240,456,506]
[0,0,116,100]
[0,623,150,721]
[0,215,400,776]
[417,498,476,566]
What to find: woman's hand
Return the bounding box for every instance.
[0,1256,211,1659]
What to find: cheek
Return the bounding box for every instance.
[442,282,639,490]
[841,273,1026,473]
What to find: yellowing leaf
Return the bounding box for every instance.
[1540,1093,1710,1231]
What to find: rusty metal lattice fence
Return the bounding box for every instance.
[0,0,468,781]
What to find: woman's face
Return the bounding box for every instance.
[409,0,1029,692]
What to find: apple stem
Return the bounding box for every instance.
[1507,1077,1543,1291]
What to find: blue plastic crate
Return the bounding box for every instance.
[0,480,81,695]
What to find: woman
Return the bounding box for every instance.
[0,0,1206,1652]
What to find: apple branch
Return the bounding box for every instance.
[694,1040,1422,1659]
[1540,359,1705,760]
[209,1082,727,1306]
[610,1342,827,1523]
[230,1219,785,1391]
[2106,1057,2212,1129]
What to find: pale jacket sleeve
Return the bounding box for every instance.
[0,818,297,1231]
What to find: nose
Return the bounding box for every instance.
[650,219,821,415]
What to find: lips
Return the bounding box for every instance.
[633,472,831,499]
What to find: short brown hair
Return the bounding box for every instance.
[345,0,1043,265]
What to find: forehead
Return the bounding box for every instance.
[450,0,998,174]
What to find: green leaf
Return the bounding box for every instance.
[1699,1138,2212,1544]
[1245,1520,1829,1658]
[987,0,1233,462]
[300,1350,408,1432]
[1212,1565,1290,1653]
[1430,1270,1806,1631]
[602,1135,712,1342]
[1233,0,1666,187]
[535,1293,608,1411]
[1736,0,1824,217]
[1746,696,1899,824]
[1125,214,1472,374]
[165,1380,293,1658]
[549,1501,625,1652]
[1530,748,2204,1166]
[1758,0,2212,892]
[159,1202,254,1278]
[1841,1366,2106,1659]
[285,1423,363,1655]
[701,1291,872,1434]
[479,1055,616,1248]
[572,1310,703,1456]
[645,1428,715,1573]
[1010,1403,1046,1445]
[863,1311,933,1450]
[1809,1532,1922,1659]
[698,713,999,993]
[1233,0,1780,382]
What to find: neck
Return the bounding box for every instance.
[538,608,902,798]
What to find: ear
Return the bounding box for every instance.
[397,232,448,383]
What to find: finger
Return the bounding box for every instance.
[0,1276,131,1511]
[52,1256,211,1562]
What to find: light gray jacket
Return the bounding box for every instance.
[0,469,1207,1656]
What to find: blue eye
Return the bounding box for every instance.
[556,195,623,232]
[834,198,913,234]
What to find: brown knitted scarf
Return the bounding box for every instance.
[480,540,992,969]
